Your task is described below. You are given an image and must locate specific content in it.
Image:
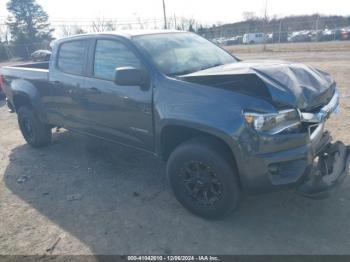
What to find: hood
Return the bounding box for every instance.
[179,60,336,111]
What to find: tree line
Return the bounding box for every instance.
[198,14,350,39]
[1,0,350,61]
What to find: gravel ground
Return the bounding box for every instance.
[1,44,350,256]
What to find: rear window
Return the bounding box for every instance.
[57,40,88,75]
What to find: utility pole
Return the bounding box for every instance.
[174,14,177,29]
[278,20,282,43]
[315,15,319,42]
[263,0,268,51]
[162,0,167,29]
[278,20,282,52]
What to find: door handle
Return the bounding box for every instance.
[53,80,62,87]
[88,87,101,94]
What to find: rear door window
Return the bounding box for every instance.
[57,40,88,75]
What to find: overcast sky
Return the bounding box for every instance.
[1,0,350,25]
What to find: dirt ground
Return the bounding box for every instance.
[1,42,350,256]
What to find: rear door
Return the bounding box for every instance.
[81,38,154,151]
[49,39,90,130]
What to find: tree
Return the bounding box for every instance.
[242,12,257,21]
[6,0,54,58]
[60,24,86,37]
[176,17,197,32]
[91,17,117,32]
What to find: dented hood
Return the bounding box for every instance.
[180,60,336,111]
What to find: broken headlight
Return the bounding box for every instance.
[244,109,301,135]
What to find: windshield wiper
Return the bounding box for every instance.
[198,63,225,71]
[168,69,198,77]
[169,63,225,77]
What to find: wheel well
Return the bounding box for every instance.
[13,94,32,112]
[161,125,236,162]
[161,125,241,186]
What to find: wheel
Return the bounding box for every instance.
[167,138,241,219]
[17,106,52,147]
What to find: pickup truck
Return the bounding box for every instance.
[1,30,350,219]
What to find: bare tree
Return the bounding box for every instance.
[242,12,257,21]
[60,24,86,37]
[136,17,145,29]
[91,17,117,32]
[176,17,197,32]
[0,24,9,43]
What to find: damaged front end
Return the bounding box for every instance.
[178,60,350,196]
[296,91,350,199]
[296,141,350,199]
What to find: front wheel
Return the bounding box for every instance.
[167,138,241,219]
[17,106,52,147]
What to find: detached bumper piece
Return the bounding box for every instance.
[296,141,350,199]
[6,98,14,113]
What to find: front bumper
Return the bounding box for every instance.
[237,130,350,197]
[236,89,350,197]
[6,98,14,113]
[296,141,350,199]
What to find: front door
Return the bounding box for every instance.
[82,39,154,151]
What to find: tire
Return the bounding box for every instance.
[167,138,241,219]
[17,106,52,147]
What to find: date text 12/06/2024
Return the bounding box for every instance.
[127,255,220,261]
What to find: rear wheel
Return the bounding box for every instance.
[17,106,52,147]
[167,138,241,219]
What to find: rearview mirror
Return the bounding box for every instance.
[114,67,148,87]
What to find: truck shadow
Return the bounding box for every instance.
[3,130,350,254]
[0,99,5,108]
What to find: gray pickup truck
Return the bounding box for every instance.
[1,30,350,219]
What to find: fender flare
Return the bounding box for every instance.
[10,79,47,122]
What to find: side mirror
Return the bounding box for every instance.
[114,66,148,87]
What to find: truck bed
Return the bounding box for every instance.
[1,62,49,80]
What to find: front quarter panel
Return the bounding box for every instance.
[154,76,279,186]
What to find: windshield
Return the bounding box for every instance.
[133,32,237,76]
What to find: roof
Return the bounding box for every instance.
[55,29,185,42]
[104,29,184,37]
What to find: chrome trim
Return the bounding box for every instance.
[244,109,296,118]
[300,90,339,123]
[309,122,325,141]
[269,121,301,135]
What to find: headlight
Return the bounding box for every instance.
[244,109,301,135]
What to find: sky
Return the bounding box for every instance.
[1,0,350,25]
